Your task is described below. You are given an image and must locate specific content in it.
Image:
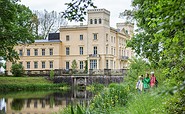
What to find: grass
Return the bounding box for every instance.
[108,85,173,114]
[0,77,69,91]
[0,77,52,85]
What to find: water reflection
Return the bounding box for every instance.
[0,89,94,114]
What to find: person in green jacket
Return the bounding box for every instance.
[143,73,150,92]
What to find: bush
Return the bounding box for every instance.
[11,63,24,77]
[50,70,54,80]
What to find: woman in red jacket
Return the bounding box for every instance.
[150,72,156,87]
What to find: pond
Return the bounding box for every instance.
[0,89,94,114]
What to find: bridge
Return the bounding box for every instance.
[54,75,125,86]
[24,69,127,86]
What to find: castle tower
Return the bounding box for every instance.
[87,9,110,27]
[116,22,134,36]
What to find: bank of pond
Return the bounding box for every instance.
[0,77,68,91]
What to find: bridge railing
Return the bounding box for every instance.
[24,69,127,76]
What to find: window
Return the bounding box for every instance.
[93,46,97,55]
[90,19,93,24]
[66,35,69,41]
[106,34,108,42]
[27,62,30,69]
[42,61,45,68]
[110,60,113,69]
[66,61,69,70]
[93,33,97,40]
[80,35,83,40]
[66,47,70,55]
[34,49,38,56]
[34,61,38,69]
[19,49,23,56]
[114,37,116,43]
[80,47,83,55]
[27,100,31,108]
[114,48,116,55]
[111,36,113,42]
[80,61,83,69]
[90,60,97,69]
[41,101,45,108]
[111,47,113,55]
[27,49,30,56]
[49,61,53,68]
[19,62,23,65]
[106,60,109,69]
[94,19,97,24]
[99,18,102,24]
[106,47,108,54]
[34,100,37,108]
[49,48,53,55]
[42,49,45,56]
[125,30,128,34]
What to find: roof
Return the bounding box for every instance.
[48,33,60,40]
[34,39,62,43]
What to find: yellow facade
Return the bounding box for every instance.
[6,9,134,75]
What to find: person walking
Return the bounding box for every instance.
[136,75,143,93]
[150,72,157,87]
[143,73,150,92]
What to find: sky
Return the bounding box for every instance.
[20,0,132,28]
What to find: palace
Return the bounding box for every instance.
[6,8,134,75]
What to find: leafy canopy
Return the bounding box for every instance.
[61,0,97,21]
[127,0,185,80]
[0,0,36,62]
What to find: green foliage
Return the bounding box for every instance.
[125,58,151,91]
[89,83,129,113]
[0,77,67,91]
[0,0,36,62]
[127,0,185,80]
[61,0,97,21]
[71,60,78,73]
[84,60,88,73]
[86,83,104,93]
[125,0,185,113]
[50,69,54,80]
[61,104,85,114]
[11,99,24,111]
[11,63,24,77]
[123,92,170,114]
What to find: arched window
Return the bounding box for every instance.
[94,19,97,24]
[99,18,102,24]
[90,19,93,24]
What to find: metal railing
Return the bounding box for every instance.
[24,69,127,76]
[120,56,129,60]
[89,54,100,57]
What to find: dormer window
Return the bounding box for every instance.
[125,30,128,34]
[99,18,102,24]
[90,19,93,24]
[94,19,97,24]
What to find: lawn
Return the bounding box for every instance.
[0,77,68,91]
[0,77,52,85]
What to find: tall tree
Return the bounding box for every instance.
[33,10,67,39]
[0,0,36,62]
[127,0,185,79]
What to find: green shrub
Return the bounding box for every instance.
[89,83,129,113]
[50,70,54,80]
[11,63,24,77]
